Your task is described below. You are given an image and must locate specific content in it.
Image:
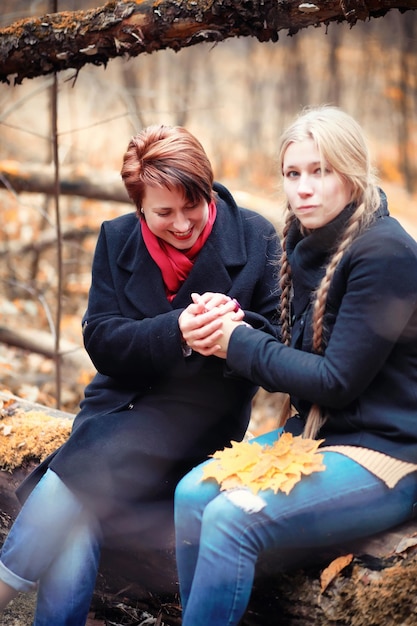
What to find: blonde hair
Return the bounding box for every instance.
[278,106,381,438]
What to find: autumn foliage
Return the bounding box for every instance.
[201,432,326,495]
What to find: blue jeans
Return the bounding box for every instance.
[174,429,417,626]
[0,469,100,626]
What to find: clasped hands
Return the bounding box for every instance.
[179,292,247,358]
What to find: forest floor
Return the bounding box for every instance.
[2,592,182,625]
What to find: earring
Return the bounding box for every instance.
[140,208,144,214]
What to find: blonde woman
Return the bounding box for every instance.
[175,106,417,626]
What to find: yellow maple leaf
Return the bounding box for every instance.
[301,460,326,475]
[221,475,243,491]
[272,432,294,454]
[201,433,326,496]
[280,474,302,495]
[257,471,289,494]
[249,454,278,480]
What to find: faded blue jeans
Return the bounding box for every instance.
[0,469,100,626]
[175,429,417,626]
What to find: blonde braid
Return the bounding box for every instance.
[279,212,295,347]
[276,211,296,427]
[303,201,367,439]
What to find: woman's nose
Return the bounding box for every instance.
[173,213,190,231]
[297,175,313,195]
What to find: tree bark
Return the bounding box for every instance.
[1,0,417,85]
[0,160,129,203]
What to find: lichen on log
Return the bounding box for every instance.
[0,396,72,470]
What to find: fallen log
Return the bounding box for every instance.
[1,391,417,625]
[2,0,417,85]
[0,326,94,371]
[0,160,129,204]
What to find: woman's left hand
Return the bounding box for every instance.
[209,313,245,359]
[179,293,245,357]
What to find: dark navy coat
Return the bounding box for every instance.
[226,193,417,463]
[18,183,280,535]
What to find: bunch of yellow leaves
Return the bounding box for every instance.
[201,432,326,495]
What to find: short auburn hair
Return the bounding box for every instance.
[121,125,214,210]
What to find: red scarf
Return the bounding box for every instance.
[140,200,217,301]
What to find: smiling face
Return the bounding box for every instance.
[282,139,352,230]
[141,185,209,250]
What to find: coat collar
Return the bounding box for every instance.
[116,182,248,315]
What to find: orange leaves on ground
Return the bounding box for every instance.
[320,553,354,593]
[201,432,326,496]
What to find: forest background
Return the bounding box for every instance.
[1,0,417,435]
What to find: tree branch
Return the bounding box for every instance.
[1,0,417,85]
[0,160,129,203]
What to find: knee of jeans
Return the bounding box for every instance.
[202,492,236,528]
[175,470,223,528]
[204,489,267,529]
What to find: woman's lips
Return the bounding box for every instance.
[172,228,194,240]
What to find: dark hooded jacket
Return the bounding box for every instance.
[226,191,417,463]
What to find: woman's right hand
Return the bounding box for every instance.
[178,292,243,357]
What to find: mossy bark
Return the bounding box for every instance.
[1,0,417,84]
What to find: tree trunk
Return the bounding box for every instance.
[1,391,417,625]
[1,0,417,85]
